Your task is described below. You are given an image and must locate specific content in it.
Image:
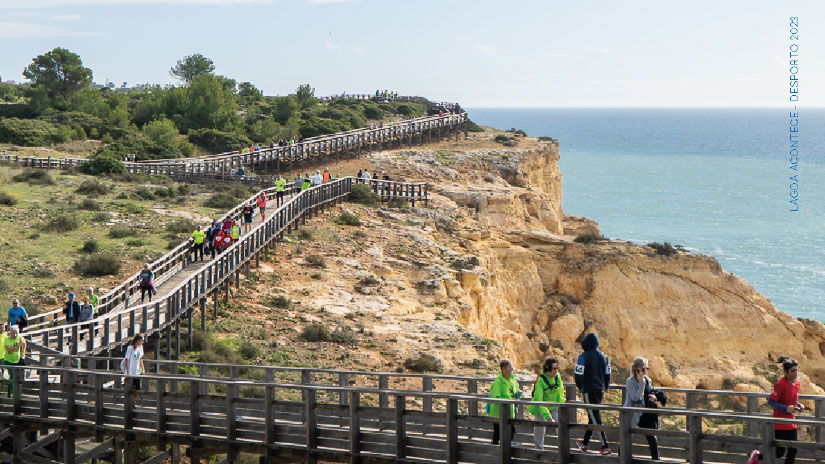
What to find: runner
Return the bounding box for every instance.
[257,192,268,221]
[274,176,286,207]
[767,358,802,464]
[242,202,255,235]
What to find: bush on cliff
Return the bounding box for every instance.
[574,233,605,244]
[647,241,678,257]
[80,154,126,176]
[348,184,380,206]
[188,128,252,153]
[0,118,59,146]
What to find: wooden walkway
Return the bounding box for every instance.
[0,112,468,177]
[23,177,428,361]
[2,363,824,464]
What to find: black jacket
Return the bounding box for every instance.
[574,333,611,393]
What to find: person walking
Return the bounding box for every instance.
[205,221,218,260]
[257,192,268,221]
[489,359,521,445]
[7,299,27,328]
[191,227,206,261]
[529,358,565,450]
[275,176,286,207]
[63,292,80,325]
[765,358,802,464]
[624,357,666,460]
[122,334,145,393]
[3,325,25,397]
[312,170,322,186]
[242,202,255,235]
[139,264,155,303]
[230,221,241,242]
[323,168,331,184]
[301,174,312,191]
[78,297,94,341]
[575,333,612,455]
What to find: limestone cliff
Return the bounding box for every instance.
[236,131,825,397]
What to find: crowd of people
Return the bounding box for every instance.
[488,333,803,462]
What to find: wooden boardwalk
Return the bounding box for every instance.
[2,363,825,464]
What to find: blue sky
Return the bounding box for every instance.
[1,0,823,107]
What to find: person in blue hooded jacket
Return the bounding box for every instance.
[574,333,612,455]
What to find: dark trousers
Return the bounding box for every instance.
[3,360,22,397]
[776,428,797,464]
[644,434,659,460]
[141,287,153,302]
[276,191,284,206]
[582,391,609,448]
[208,243,216,259]
[492,423,516,445]
[192,243,204,261]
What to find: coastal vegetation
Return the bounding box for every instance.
[1,48,431,164]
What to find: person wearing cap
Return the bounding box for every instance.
[7,299,27,327]
[63,292,80,324]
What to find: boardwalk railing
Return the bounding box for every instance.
[0,112,467,177]
[2,365,823,464]
[23,178,428,358]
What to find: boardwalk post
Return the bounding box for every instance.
[446,398,458,464]
[339,372,349,405]
[500,403,512,464]
[190,380,202,462]
[157,379,167,451]
[306,389,318,464]
[688,414,703,464]
[761,421,777,464]
[265,385,275,463]
[422,376,433,412]
[350,391,361,464]
[747,395,759,436]
[94,373,104,442]
[619,408,632,464]
[227,382,240,463]
[817,398,825,443]
[558,404,571,464]
[200,298,206,331]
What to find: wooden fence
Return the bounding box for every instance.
[1,365,823,464]
[23,177,428,359]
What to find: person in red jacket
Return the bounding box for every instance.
[751,358,803,464]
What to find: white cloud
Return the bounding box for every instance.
[324,41,339,50]
[475,45,498,57]
[0,0,278,8]
[51,13,81,20]
[0,21,94,38]
[585,47,613,55]
[351,45,364,55]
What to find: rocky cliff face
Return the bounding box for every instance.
[371,134,825,394]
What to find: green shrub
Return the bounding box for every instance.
[0,192,17,206]
[507,128,528,137]
[349,184,380,206]
[109,226,138,238]
[294,228,314,241]
[300,324,331,342]
[494,134,514,143]
[126,238,145,247]
[75,179,109,196]
[387,197,409,209]
[334,212,361,226]
[268,295,292,309]
[306,254,326,268]
[404,354,444,373]
[73,253,121,276]
[80,154,125,176]
[79,198,99,210]
[468,120,485,132]
[134,187,155,200]
[12,169,55,185]
[81,240,99,253]
[44,214,79,232]
[648,241,678,257]
[40,111,104,136]
[188,128,252,153]
[358,276,380,287]
[450,258,478,271]
[93,212,111,222]
[0,118,59,146]
[538,136,557,142]
[154,187,177,198]
[238,341,261,360]
[574,233,605,244]
[205,192,239,209]
[166,219,196,234]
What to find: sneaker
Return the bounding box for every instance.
[576,440,587,452]
[599,447,612,456]
[748,450,762,464]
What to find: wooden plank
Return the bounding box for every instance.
[75,438,114,463]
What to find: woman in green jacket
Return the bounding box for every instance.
[529,358,566,449]
[490,359,521,445]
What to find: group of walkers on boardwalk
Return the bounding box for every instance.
[489,333,804,463]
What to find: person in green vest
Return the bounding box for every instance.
[4,325,26,397]
[0,324,6,381]
[274,175,287,207]
[529,358,566,449]
[301,173,312,191]
[230,222,240,242]
[86,287,99,315]
[489,358,521,445]
[191,227,206,261]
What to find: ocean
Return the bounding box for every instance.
[466,108,825,321]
